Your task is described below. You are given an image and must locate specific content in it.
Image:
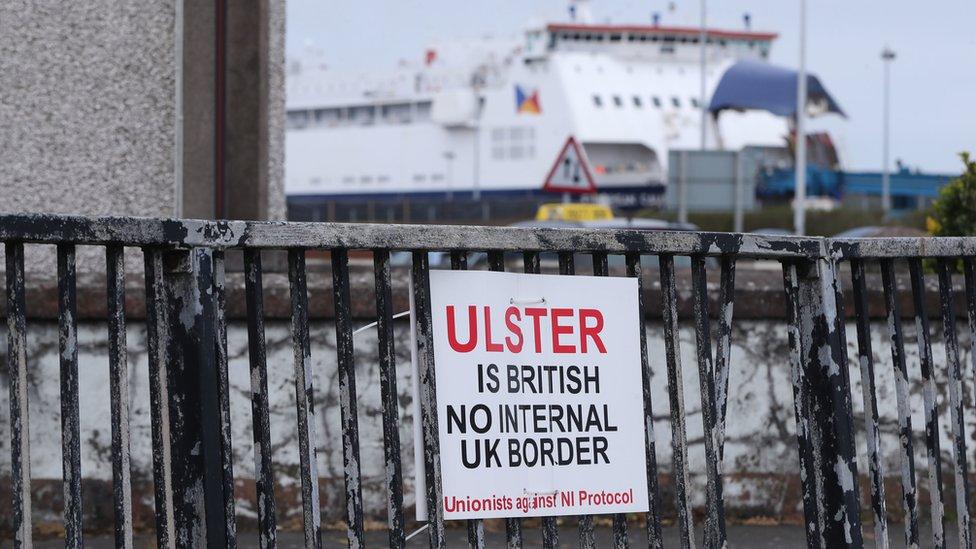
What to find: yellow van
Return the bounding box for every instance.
[534,203,614,222]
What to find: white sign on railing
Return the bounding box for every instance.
[413,270,649,520]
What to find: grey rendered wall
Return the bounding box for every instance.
[0,1,179,218]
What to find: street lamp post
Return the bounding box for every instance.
[881,46,896,215]
[794,0,807,236]
[699,0,707,150]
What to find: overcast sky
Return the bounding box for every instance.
[287,0,975,174]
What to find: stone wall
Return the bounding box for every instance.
[1,315,973,534]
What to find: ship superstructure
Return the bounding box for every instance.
[286,8,792,218]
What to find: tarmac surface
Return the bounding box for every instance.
[32,523,944,547]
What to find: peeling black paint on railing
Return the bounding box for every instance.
[908,259,946,549]
[879,259,920,548]
[8,213,976,548]
[57,244,83,548]
[691,256,727,549]
[375,248,407,549]
[936,259,972,549]
[659,254,696,549]
[332,248,366,548]
[850,259,889,549]
[627,252,664,549]
[289,250,323,548]
[244,249,277,548]
[106,244,135,549]
[6,241,32,548]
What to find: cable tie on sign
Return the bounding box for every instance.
[404,523,429,541]
[352,310,411,336]
[524,489,560,496]
[510,297,546,305]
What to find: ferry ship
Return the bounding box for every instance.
[285,2,808,222]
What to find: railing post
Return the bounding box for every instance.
[162,248,231,547]
[786,255,863,548]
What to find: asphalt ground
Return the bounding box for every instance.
[30,523,952,547]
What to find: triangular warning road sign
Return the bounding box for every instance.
[542,136,597,194]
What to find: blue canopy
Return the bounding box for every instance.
[708,59,845,118]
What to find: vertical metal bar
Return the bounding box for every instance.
[5,242,32,548]
[781,261,823,548]
[243,249,277,548]
[106,245,134,549]
[450,251,486,549]
[288,249,322,548]
[690,256,726,549]
[211,250,237,546]
[880,258,920,548]
[908,258,946,549]
[626,253,664,549]
[659,254,695,549]
[375,249,406,549]
[194,248,230,548]
[162,248,223,547]
[524,251,559,549]
[799,258,862,547]
[332,248,366,548]
[936,259,971,549]
[591,252,629,549]
[794,255,863,547]
[850,259,889,549]
[714,256,737,461]
[413,250,446,549]
[57,244,83,547]
[143,248,175,548]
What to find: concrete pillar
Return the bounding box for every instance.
[0,0,285,222]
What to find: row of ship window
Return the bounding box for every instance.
[593,94,701,110]
[554,31,754,47]
[286,101,432,130]
[305,173,447,186]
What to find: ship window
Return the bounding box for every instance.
[360,175,373,184]
[509,146,524,160]
[633,96,642,108]
[341,176,355,184]
[661,45,675,54]
[652,96,662,108]
[492,147,506,160]
[378,175,390,183]
[592,95,603,107]
[671,97,681,108]
[609,33,622,42]
[612,95,623,107]
[690,98,700,108]
[349,105,375,124]
[416,101,432,121]
[431,173,445,182]
[381,103,412,123]
[286,110,310,129]
[413,174,427,182]
[314,108,341,126]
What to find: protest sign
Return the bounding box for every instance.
[413,270,648,520]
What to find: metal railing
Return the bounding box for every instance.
[1,213,975,548]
